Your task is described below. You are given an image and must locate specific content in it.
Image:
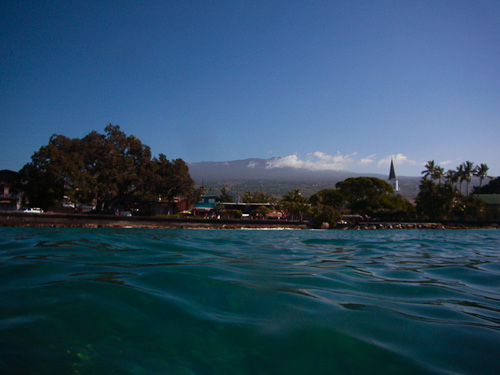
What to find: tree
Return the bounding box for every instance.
[421,160,436,180]
[243,191,277,204]
[474,163,489,187]
[152,155,194,214]
[255,205,273,218]
[19,161,65,211]
[309,189,346,210]
[336,177,394,199]
[417,160,492,220]
[311,205,342,229]
[456,164,465,194]
[433,166,444,184]
[192,185,207,205]
[220,188,233,203]
[336,177,390,215]
[335,177,414,220]
[444,169,459,190]
[280,189,311,221]
[473,177,500,219]
[93,125,154,211]
[422,161,445,184]
[462,161,475,197]
[18,134,84,210]
[473,177,500,194]
[18,125,194,214]
[415,179,454,220]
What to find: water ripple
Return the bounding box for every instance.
[1,228,500,374]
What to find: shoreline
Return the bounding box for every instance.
[1,212,498,230]
[0,211,308,230]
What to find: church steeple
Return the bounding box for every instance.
[389,159,397,180]
[388,159,399,192]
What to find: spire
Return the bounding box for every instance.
[388,158,399,192]
[388,159,397,180]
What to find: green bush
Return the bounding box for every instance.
[311,205,342,229]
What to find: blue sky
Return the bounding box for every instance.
[1,0,499,177]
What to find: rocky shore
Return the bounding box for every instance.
[351,222,498,230]
[1,212,498,230]
[0,211,307,229]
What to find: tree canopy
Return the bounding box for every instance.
[334,177,415,220]
[309,189,346,210]
[473,177,500,194]
[416,160,490,220]
[18,125,194,212]
[243,191,277,204]
[280,188,311,220]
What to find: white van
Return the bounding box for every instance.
[22,207,44,213]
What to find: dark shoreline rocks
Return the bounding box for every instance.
[345,221,498,230]
[1,212,498,230]
[0,211,308,230]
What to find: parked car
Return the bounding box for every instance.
[22,207,43,213]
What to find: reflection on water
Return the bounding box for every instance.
[1,228,500,374]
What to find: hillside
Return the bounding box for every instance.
[188,158,421,199]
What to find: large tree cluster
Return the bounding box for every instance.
[18,124,194,213]
[416,160,492,220]
[310,177,415,223]
[279,177,415,228]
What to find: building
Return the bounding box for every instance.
[475,195,500,205]
[388,159,399,192]
[193,192,277,218]
[0,170,21,211]
[151,196,194,216]
[193,193,221,215]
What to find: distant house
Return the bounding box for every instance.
[194,191,277,218]
[473,177,500,218]
[221,201,273,212]
[0,170,21,211]
[474,194,500,220]
[193,193,221,215]
[151,196,194,216]
[265,210,283,220]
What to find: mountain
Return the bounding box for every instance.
[187,158,421,199]
[188,158,360,181]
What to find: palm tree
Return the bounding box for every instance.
[421,160,436,180]
[462,161,474,196]
[474,163,489,187]
[281,188,309,221]
[456,164,465,194]
[282,188,303,203]
[432,166,444,184]
[444,169,459,190]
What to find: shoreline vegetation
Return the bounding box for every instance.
[1,212,498,230]
[5,126,499,228]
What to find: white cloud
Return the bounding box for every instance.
[359,154,376,165]
[266,155,305,169]
[264,151,420,173]
[377,153,416,168]
[439,159,458,167]
[247,161,258,168]
[266,152,356,171]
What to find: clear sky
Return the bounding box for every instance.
[1,0,499,177]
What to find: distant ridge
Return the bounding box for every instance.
[187,158,420,199]
[188,158,360,182]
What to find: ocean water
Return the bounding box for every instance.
[1,228,500,375]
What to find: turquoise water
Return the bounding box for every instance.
[1,228,500,374]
